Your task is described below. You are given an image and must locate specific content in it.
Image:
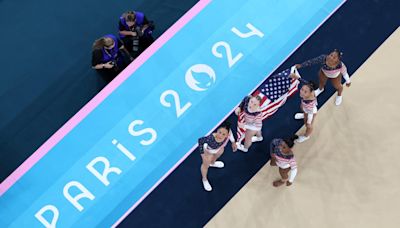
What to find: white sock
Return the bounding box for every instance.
[295,135,310,143]
[335,96,343,106]
[294,113,304,119]
[202,180,212,191]
[315,88,324,97]
[236,143,248,152]
[251,136,263,142]
[210,161,224,168]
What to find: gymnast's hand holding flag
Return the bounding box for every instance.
[236,66,302,147]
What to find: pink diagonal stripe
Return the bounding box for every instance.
[0,0,212,197]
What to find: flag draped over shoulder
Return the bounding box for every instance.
[237,67,300,141]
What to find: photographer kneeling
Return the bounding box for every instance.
[92,34,132,80]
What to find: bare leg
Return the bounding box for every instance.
[318,70,328,90]
[200,154,212,181]
[270,155,277,166]
[331,74,344,96]
[244,129,257,149]
[211,148,224,164]
[304,114,316,137]
[273,167,290,187]
[280,167,290,181]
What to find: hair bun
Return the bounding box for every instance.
[283,135,298,148]
[219,121,231,131]
[291,135,299,141]
[309,81,318,90]
[333,49,343,59]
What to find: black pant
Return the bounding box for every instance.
[96,52,131,82]
[139,35,154,50]
[96,68,118,82]
[122,35,154,58]
[121,36,141,57]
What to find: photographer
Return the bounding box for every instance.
[92,34,132,79]
[118,11,155,57]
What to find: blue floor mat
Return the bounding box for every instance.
[0,0,198,182]
[119,1,400,227]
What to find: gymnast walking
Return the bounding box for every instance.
[270,135,298,187]
[295,49,351,106]
[198,122,237,192]
[235,95,263,152]
[290,73,318,143]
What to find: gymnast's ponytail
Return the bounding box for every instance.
[218,121,231,132]
[332,49,343,60]
[283,135,299,148]
[305,81,318,92]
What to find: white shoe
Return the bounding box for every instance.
[295,135,310,143]
[251,136,263,142]
[202,180,212,191]
[314,88,324,97]
[335,96,343,106]
[236,142,248,152]
[210,161,224,168]
[294,113,304,119]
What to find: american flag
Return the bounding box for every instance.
[237,67,300,141]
